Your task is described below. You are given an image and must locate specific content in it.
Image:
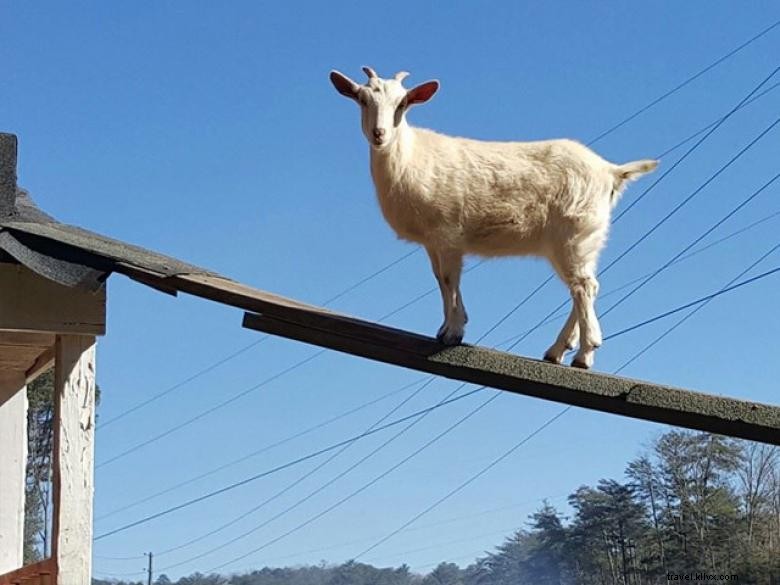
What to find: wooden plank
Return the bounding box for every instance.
[0,332,55,347]
[168,273,332,317]
[0,264,105,335]
[52,336,95,585]
[25,348,54,383]
[0,345,47,372]
[0,372,26,575]
[115,262,178,296]
[243,311,780,446]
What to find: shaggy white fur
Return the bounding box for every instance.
[330,67,658,369]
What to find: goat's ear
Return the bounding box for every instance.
[406,80,439,106]
[330,70,360,101]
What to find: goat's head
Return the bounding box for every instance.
[329,67,439,150]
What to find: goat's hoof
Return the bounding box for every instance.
[571,359,591,369]
[543,351,563,365]
[436,325,464,346]
[437,332,463,346]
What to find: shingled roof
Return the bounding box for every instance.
[0,133,218,293]
[0,132,317,315]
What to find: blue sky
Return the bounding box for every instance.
[3,1,780,580]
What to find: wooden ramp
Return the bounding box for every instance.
[2,219,778,445]
[242,307,780,446]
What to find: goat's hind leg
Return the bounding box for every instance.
[568,271,602,369]
[543,307,580,364]
[548,228,605,369]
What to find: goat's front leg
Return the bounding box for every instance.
[426,247,466,345]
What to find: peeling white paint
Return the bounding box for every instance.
[53,335,96,585]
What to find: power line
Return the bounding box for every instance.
[613,240,780,373]
[95,376,430,521]
[203,390,504,573]
[217,494,570,567]
[93,386,485,541]
[98,248,420,431]
[95,25,771,449]
[350,101,780,558]
[586,18,780,145]
[493,207,780,348]
[104,165,778,574]
[95,35,778,567]
[321,248,420,306]
[482,66,780,351]
[120,76,779,573]
[352,409,569,561]
[96,258,487,469]
[93,553,145,561]
[353,240,780,561]
[654,81,780,160]
[200,186,742,571]
[599,169,780,320]
[154,376,441,562]
[98,102,780,533]
[95,205,780,532]
[155,284,548,570]
[608,65,778,234]
[604,262,780,345]
[96,350,326,469]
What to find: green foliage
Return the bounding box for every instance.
[24,370,54,563]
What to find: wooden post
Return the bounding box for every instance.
[0,370,27,574]
[52,335,96,585]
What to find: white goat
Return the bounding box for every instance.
[330,66,657,369]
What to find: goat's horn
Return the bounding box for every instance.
[362,66,378,79]
[394,71,410,82]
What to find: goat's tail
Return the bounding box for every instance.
[610,159,659,206]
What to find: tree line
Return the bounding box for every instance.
[21,375,779,584]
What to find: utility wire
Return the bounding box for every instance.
[97,83,780,506]
[493,207,780,348]
[486,66,780,352]
[613,241,780,373]
[97,203,780,528]
[599,168,780,320]
[94,37,779,566]
[604,263,780,345]
[155,287,545,569]
[155,376,441,561]
[93,387,485,541]
[203,390,504,573]
[201,185,755,571]
[353,241,780,561]
[586,18,780,145]
[96,260,486,469]
[98,168,780,576]
[95,376,430,521]
[348,69,780,557]
[654,81,780,160]
[94,25,774,438]
[98,248,420,431]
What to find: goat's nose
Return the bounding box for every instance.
[373,128,386,139]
